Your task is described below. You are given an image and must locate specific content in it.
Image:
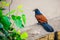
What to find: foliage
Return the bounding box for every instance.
[0,3,28,40]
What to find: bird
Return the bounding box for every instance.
[33,8,54,32]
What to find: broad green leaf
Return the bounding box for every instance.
[14,19,24,28]
[22,14,26,24]
[21,32,28,39]
[1,16,11,30]
[12,15,24,28]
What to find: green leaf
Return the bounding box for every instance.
[17,30,21,35]
[12,29,16,33]
[16,16,21,20]
[17,5,23,9]
[14,18,24,28]
[11,15,16,20]
[21,32,28,39]
[12,15,24,28]
[1,1,10,7]
[0,10,3,17]
[17,5,24,13]
[1,16,11,30]
[22,14,26,24]
[15,36,22,40]
[6,10,16,15]
[0,23,3,28]
[5,3,10,7]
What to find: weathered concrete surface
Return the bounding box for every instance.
[20,17,60,40]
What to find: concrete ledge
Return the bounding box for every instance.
[20,17,60,40]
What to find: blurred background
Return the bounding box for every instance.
[5,0,60,26]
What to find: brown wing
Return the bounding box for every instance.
[35,15,48,23]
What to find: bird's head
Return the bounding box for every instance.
[33,8,42,15]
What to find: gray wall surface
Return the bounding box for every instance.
[5,0,60,26]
